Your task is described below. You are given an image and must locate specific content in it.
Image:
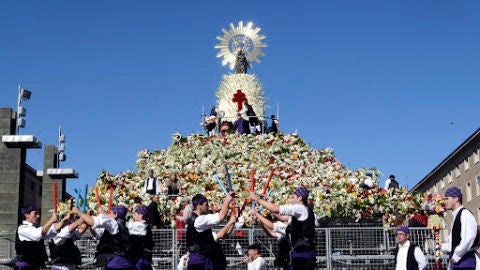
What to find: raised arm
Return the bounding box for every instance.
[272,213,289,222]
[54,215,71,232]
[251,209,274,230]
[216,213,237,240]
[249,192,280,213]
[68,218,85,233]
[217,192,235,222]
[42,213,58,236]
[72,207,95,227]
[260,224,278,238]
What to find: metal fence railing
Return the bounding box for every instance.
[0,233,15,270]
[1,227,449,270]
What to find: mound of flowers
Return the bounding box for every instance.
[75,133,444,228]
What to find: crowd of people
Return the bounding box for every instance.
[13,183,480,270]
[15,204,154,270]
[201,102,279,137]
[391,186,480,270]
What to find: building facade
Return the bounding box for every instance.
[0,107,74,259]
[411,128,480,230]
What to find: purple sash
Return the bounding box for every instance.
[291,250,315,259]
[450,250,476,269]
[106,255,134,269]
[135,258,152,270]
[15,261,35,270]
[188,253,213,270]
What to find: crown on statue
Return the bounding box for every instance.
[215,21,267,71]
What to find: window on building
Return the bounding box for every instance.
[478,207,480,224]
[448,173,453,184]
[476,175,480,197]
[464,157,470,171]
[454,166,461,178]
[466,182,472,202]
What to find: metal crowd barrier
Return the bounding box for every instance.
[0,233,15,270]
[1,227,449,270]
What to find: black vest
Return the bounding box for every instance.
[288,206,315,252]
[15,228,48,267]
[49,237,82,265]
[275,236,291,267]
[145,178,157,195]
[167,185,179,195]
[393,242,419,270]
[95,218,130,266]
[389,179,400,189]
[451,207,479,259]
[186,213,226,268]
[129,223,153,262]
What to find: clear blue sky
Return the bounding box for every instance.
[1,1,479,195]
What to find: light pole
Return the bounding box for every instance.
[57,125,66,167]
[16,84,32,135]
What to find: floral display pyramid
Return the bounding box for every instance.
[84,132,442,228]
[74,22,446,229]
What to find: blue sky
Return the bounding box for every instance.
[1,1,479,195]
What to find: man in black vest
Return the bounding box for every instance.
[143,170,160,195]
[250,186,316,270]
[442,186,478,269]
[126,206,153,270]
[385,174,400,190]
[15,205,58,270]
[73,205,134,270]
[49,215,87,270]
[186,192,234,270]
[393,226,427,270]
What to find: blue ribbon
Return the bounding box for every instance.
[258,189,273,212]
[224,164,233,192]
[213,174,229,196]
[82,184,88,212]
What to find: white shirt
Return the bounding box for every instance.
[247,256,266,270]
[194,213,220,232]
[273,220,289,240]
[395,240,427,270]
[143,177,161,194]
[441,206,478,263]
[363,177,374,188]
[51,225,81,245]
[92,214,119,238]
[177,254,189,270]
[126,221,147,236]
[475,250,480,270]
[348,178,359,185]
[17,221,56,241]
[385,178,392,189]
[279,204,309,221]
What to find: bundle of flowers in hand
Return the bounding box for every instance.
[85,132,432,227]
[423,193,446,230]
